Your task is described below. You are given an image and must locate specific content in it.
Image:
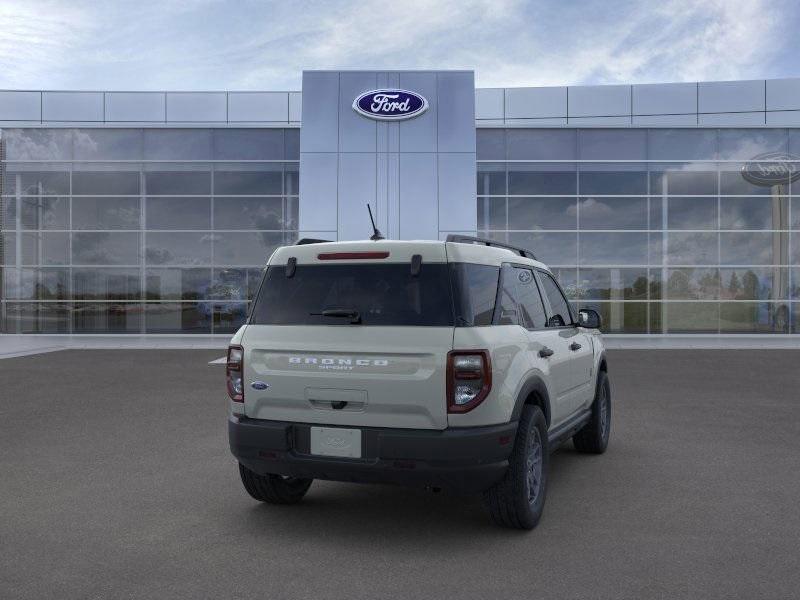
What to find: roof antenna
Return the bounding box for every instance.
[367,204,384,241]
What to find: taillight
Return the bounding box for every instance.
[227,345,244,402]
[447,350,492,413]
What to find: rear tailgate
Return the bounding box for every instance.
[242,240,454,430]
[242,325,452,429]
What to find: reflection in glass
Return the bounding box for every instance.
[20,196,69,230]
[720,268,788,301]
[72,171,140,195]
[73,129,143,160]
[578,130,646,160]
[577,268,648,300]
[477,165,505,195]
[3,302,70,333]
[144,302,211,333]
[72,232,139,265]
[666,233,718,265]
[72,197,140,230]
[73,268,141,300]
[664,302,719,333]
[720,302,789,333]
[18,171,70,195]
[651,170,716,195]
[477,129,505,160]
[666,268,719,300]
[145,197,211,230]
[1,233,16,264]
[720,232,783,265]
[143,130,213,160]
[145,171,210,195]
[666,197,717,230]
[577,301,647,333]
[508,197,576,230]
[213,303,249,333]
[213,197,283,230]
[213,129,284,160]
[22,232,70,265]
[508,169,575,195]
[578,171,647,195]
[214,170,282,195]
[145,268,211,301]
[72,303,142,333]
[504,232,577,266]
[477,197,505,230]
[145,232,212,266]
[507,129,576,160]
[210,268,248,300]
[579,233,648,266]
[578,197,647,230]
[720,196,788,230]
[213,232,283,266]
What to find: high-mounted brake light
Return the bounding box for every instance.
[317,251,390,260]
[447,350,492,413]
[227,345,244,402]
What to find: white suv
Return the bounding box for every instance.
[227,235,610,529]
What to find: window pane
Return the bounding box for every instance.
[477,165,505,195]
[650,169,717,195]
[145,197,211,230]
[285,129,299,159]
[73,129,143,160]
[579,233,648,265]
[72,232,139,265]
[577,268,648,300]
[22,232,69,265]
[666,197,717,230]
[648,129,717,161]
[72,303,142,333]
[145,171,210,195]
[210,268,249,300]
[507,129,576,160]
[213,232,282,266]
[664,302,719,333]
[720,302,790,333]
[213,170,282,195]
[4,302,70,333]
[145,232,212,265]
[579,171,647,195]
[20,196,69,230]
[284,164,298,196]
[720,232,785,265]
[538,271,573,326]
[144,303,212,333]
[666,233,718,265]
[72,171,140,195]
[476,129,505,160]
[508,167,575,195]
[213,302,249,333]
[508,197,576,230]
[477,197,505,230]
[143,130,213,160]
[578,197,648,230]
[514,268,547,328]
[578,130,646,160]
[718,129,788,160]
[505,232,577,266]
[36,268,69,300]
[213,197,283,230]
[720,197,788,230]
[1,233,16,265]
[720,169,779,195]
[73,268,141,300]
[577,301,647,333]
[145,268,211,300]
[720,267,789,300]
[213,129,284,160]
[16,171,70,196]
[665,268,720,299]
[72,197,140,230]
[451,263,499,326]
[3,129,73,160]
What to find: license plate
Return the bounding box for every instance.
[310,427,362,458]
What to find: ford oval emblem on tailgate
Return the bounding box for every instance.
[251,381,270,390]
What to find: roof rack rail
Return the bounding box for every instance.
[445,234,537,260]
[296,238,332,245]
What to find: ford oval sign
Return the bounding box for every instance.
[353,89,428,121]
[741,152,800,187]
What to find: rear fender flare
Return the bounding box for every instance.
[510,374,552,427]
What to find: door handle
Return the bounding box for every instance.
[569,342,582,351]
[539,347,554,358]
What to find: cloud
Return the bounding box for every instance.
[0,0,795,90]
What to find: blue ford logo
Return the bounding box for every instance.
[251,381,269,390]
[352,89,428,121]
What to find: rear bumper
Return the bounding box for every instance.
[229,415,518,493]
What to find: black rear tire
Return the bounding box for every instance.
[238,464,312,504]
[483,405,549,530]
[573,371,611,454]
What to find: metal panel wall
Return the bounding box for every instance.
[299,70,476,241]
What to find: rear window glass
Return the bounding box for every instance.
[250,263,454,326]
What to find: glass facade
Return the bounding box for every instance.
[478,128,800,334]
[0,128,299,334]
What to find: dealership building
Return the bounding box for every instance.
[1,70,799,338]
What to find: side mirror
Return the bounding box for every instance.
[578,309,602,330]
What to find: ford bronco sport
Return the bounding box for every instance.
[227,235,610,529]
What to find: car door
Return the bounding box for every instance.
[535,269,595,413]
[498,264,574,427]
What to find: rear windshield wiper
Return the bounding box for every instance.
[310,308,362,324]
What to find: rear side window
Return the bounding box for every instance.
[450,263,500,326]
[250,263,454,326]
[496,265,547,328]
[538,271,573,326]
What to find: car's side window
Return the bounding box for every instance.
[495,265,520,325]
[513,267,547,329]
[538,271,573,327]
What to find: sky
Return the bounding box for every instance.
[0,0,798,91]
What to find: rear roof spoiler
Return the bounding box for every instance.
[296,238,332,245]
[445,235,536,260]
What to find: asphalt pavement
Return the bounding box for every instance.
[1,349,799,599]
